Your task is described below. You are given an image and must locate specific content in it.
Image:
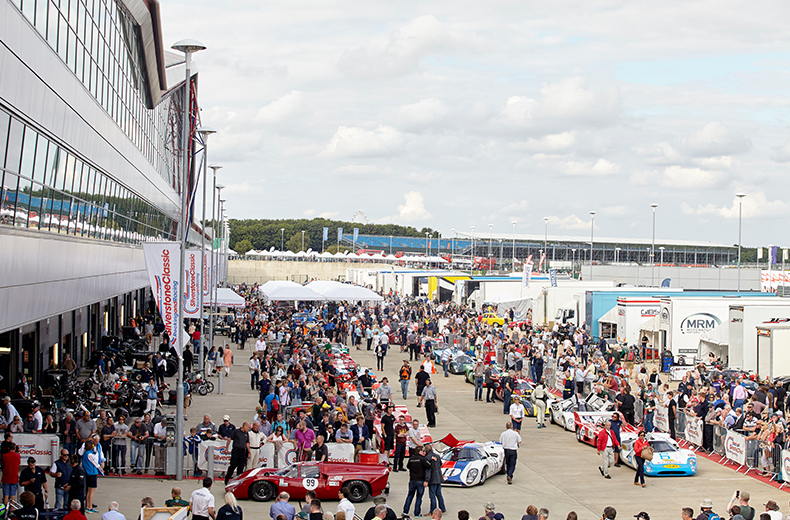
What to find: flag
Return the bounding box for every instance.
[182,250,202,317]
[143,243,182,353]
[338,227,343,241]
[549,269,557,287]
[353,228,359,242]
[202,251,210,299]
[771,246,779,265]
[523,263,533,288]
[661,278,671,287]
[322,227,328,241]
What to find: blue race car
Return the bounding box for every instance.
[622,432,698,476]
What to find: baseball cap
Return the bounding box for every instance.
[634,513,650,520]
[485,503,495,512]
[223,415,230,421]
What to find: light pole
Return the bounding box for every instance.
[488,224,493,258]
[572,249,577,276]
[280,228,285,251]
[389,235,393,255]
[511,221,517,271]
[543,217,549,270]
[659,246,665,283]
[196,126,216,376]
[208,169,222,380]
[436,231,441,256]
[425,232,429,256]
[301,230,305,252]
[451,229,456,258]
[171,38,205,481]
[650,203,658,286]
[470,226,475,260]
[737,193,746,291]
[589,211,596,265]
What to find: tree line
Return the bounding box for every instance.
[228,218,434,255]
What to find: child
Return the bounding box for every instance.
[184,427,202,477]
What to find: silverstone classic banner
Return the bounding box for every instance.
[143,242,182,353]
[183,249,202,317]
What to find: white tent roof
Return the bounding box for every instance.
[484,293,512,304]
[259,281,326,301]
[700,324,728,346]
[306,280,384,302]
[207,287,246,308]
[319,251,334,259]
[640,314,661,332]
[598,307,618,324]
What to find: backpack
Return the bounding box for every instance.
[271,398,280,412]
[705,512,720,520]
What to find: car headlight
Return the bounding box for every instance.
[466,468,479,484]
[644,461,652,470]
[688,458,697,470]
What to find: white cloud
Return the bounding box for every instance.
[692,156,732,169]
[560,158,620,176]
[255,91,304,123]
[323,125,403,157]
[501,96,538,127]
[518,132,576,152]
[222,181,265,196]
[681,122,751,157]
[407,171,444,184]
[772,139,790,162]
[302,209,316,217]
[332,164,391,176]
[392,191,432,222]
[536,77,620,127]
[319,211,340,219]
[601,205,627,216]
[398,99,448,130]
[661,165,727,189]
[547,214,594,231]
[689,192,789,219]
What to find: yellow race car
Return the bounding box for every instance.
[478,312,505,326]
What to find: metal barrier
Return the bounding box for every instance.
[712,424,726,457]
[675,412,687,441]
[634,400,644,427]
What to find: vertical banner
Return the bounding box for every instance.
[183,250,201,317]
[685,416,703,446]
[202,251,210,299]
[143,242,181,352]
[538,254,546,272]
[549,269,557,287]
[724,430,747,465]
[771,246,779,265]
[322,227,328,241]
[654,404,669,432]
[781,450,790,482]
[337,228,343,242]
[353,228,359,243]
[523,263,533,288]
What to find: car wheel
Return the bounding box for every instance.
[576,427,583,443]
[549,410,556,425]
[345,481,370,503]
[249,481,277,502]
[466,372,474,384]
[479,468,487,485]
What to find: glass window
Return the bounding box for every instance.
[44,144,59,188]
[20,127,37,179]
[1,172,19,227]
[58,14,67,61]
[61,153,75,193]
[22,0,35,27]
[0,110,10,169]
[32,134,48,183]
[5,118,24,173]
[35,0,47,38]
[16,173,32,228]
[46,1,58,50]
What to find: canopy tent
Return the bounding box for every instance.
[259,281,325,302]
[484,293,512,304]
[207,287,246,308]
[306,280,384,302]
[598,307,618,324]
[484,296,532,321]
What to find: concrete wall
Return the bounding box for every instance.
[581,264,762,291]
[228,260,381,285]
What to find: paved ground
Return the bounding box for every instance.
[93,341,787,520]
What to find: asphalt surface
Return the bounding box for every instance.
[92,339,788,520]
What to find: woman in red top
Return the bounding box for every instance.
[633,430,649,487]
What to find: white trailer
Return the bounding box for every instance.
[728,302,790,371]
[755,324,790,380]
[615,296,661,346]
[540,281,615,327]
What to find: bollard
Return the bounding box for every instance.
[218,368,223,395]
[51,438,59,466]
[207,445,214,478]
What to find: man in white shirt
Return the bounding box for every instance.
[509,396,525,431]
[247,421,267,470]
[498,422,522,485]
[153,418,168,475]
[337,487,356,519]
[406,420,424,451]
[255,336,266,353]
[189,477,216,520]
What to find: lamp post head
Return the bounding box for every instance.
[219,199,226,203]
[650,203,658,209]
[736,192,746,199]
[216,184,224,191]
[197,126,216,138]
[171,39,206,54]
[209,164,223,172]
[543,217,549,223]
[511,221,517,226]
[589,211,596,216]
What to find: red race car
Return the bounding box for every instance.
[226,461,390,503]
[573,410,639,447]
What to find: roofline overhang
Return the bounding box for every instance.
[119,0,168,107]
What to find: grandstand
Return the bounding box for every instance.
[342,232,736,267]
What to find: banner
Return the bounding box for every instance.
[781,449,790,482]
[661,278,671,288]
[278,441,297,469]
[724,430,747,465]
[183,250,201,317]
[338,228,343,242]
[202,251,210,299]
[685,415,703,446]
[323,227,328,241]
[549,269,557,287]
[143,242,181,352]
[654,404,669,432]
[353,228,359,242]
[523,263,532,288]
[15,434,58,466]
[198,442,277,471]
[326,443,354,462]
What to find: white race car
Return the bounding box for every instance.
[549,393,615,431]
[436,434,504,487]
[621,432,698,477]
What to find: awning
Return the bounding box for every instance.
[598,307,618,324]
[700,324,728,346]
[206,288,246,308]
[306,280,384,302]
[259,281,326,302]
[640,314,661,333]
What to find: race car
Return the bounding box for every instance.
[465,363,502,385]
[226,461,390,503]
[448,354,475,375]
[573,410,639,447]
[549,393,615,431]
[435,434,504,487]
[478,313,505,326]
[621,432,697,476]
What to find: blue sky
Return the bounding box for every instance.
[161,0,790,247]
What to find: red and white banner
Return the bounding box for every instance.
[143,242,182,352]
[761,270,790,292]
[523,263,533,288]
[183,250,201,317]
[685,415,703,446]
[724,430,747,465]
[203,251,211,299]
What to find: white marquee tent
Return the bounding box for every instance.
[259,280,326,301]
[206,287,246,308]
[306,280,384,302]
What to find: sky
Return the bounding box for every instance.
[160,0,790,247]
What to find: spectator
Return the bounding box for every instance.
[13,491,38,520]
[196,415,218,441]
[19,456,47,510]
[697,500,717,520]
[225,422,250,486]
[566,514,578,520]
[101,501,126,520]
[681,508,694,520]
[539,508,549,520]
[727,491,754,520]
[337,488,355,519]
[459,512,470,520]
[309,499,323,520]
[763,502,782,520]
[363,497,397,520]
[66,454,86,514]
[479,503,504,520]
[50,449,72,510]
[499,421,522,485]
[190,477,216,520]
[64,500,87,520]
[269,492,295,520]
[76,412,96,446]
[165,487,190,508]
[112,416,129,475]
[433,510,443,520]
[596,420,618,479]
[425,445,446,514]
[521,506,538,520]
[218,416,237,440]
[216,493,243,520]
[633,513,647,520]
[79,439,105,513]
[601,507,616,520]
[2,442,20,507]
[402,446,430,518]
[129,417,148,475]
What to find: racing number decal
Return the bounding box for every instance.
[303,478,319,490]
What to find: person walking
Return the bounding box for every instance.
[19,456,48,510]
[225,422,250,486]
[399,361,412,400]
[499,422,522,485]
[633,430,648,487]
[415,367,430,407]
[473,361,485,401]
[189,477,216,520]
[425,446,446,514]
[418,380,438,428]
[402,447,430,518]
[532,377,548,428]
[596,419,619,479]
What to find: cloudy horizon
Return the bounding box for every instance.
[161,1,790,247]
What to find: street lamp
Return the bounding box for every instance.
[650,203,658,286]
[389,235,393,255]
[737,193,746,291]
[543,217,549,270]
[171,37,206,481]
[451,229,456,258]
[301,230,306,252]
[196,126,216,376]
[589,211,596,264]
[470,226,475,259]
[207,167,222,380]
[511,221,517,271]
[488,224,493,258]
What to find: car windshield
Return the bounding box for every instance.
[516,382,534,391]
[301,465,320,478]
[456,356,472,364]
[442,448,481,462]
[649,440,676,453]
[275,466,299,478]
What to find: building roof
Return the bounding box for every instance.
[119,0,168,107]
[453,231,734,249]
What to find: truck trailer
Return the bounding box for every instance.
[728,302,790,372]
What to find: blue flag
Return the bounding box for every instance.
[549,269,557,287]
[322,227,328,241]
[353,228,359,242]
[661,278,671,287]
[338,227,343,241]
